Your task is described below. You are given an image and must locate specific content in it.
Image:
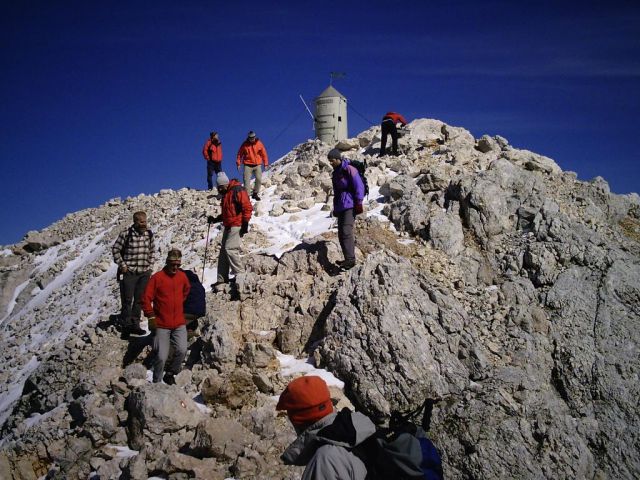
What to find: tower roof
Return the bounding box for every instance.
[316,85,346,100]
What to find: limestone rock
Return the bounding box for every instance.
[191,417,258,460]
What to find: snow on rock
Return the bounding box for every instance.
[0,119,639,479]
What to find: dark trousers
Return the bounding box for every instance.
[337,209,356,262]
[206,161,222,190]
[119,270,150,328]
[380,119,399,156]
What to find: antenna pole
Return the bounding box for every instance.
[299,94,315,127]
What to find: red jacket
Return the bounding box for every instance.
[202,138,222,162]
[382,112,408,126]
[142,268,191,329]
[221,179,253,227]
[236,139,268,167]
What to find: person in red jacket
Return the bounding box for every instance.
[236,130,268,201]
[379,112,408,157]
[142,249,191,384]
[207,172,253,287]
[202,131,223,191]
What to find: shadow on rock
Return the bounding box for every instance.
[122,334,154,367]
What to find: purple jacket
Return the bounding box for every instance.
[332,159,365,213]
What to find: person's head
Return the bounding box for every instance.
[247,131,257,143]
[327,148,342,168]
[165,249,182,274]
[210,131,218,140]
[217,171,230,193]
[133,211,148,232]
[276,376,334,434]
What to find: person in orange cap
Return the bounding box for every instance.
[276,375,376,480]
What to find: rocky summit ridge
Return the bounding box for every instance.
[0,119,639,479]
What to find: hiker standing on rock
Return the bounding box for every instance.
[277,376,376,480]
[142,249,190,384]
[207,172,253,288]
[236,130,268,201]
[327,149,365,271]
[112,211,155,336]
[379,111,408,157]
[202,131,223,191]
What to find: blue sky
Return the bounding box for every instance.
[1,1,639,245]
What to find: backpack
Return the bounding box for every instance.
[182,269,206,318]
[229,185,245,215]
[353,400,443,480]
[348,159,369,197]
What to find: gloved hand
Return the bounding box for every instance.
[240,222,249,237]
[207,215,221,225]
[354,203,364,215]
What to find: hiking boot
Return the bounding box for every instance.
[128,326,147,336]
[163,373,176,385]
[338,259,356,271]
[252,192,261,201]
[212,281,229,293]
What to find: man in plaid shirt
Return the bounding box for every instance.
[112,211,155,336]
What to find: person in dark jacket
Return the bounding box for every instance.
[207,172,253,286]
[379,111,408,157]
[142,249,190,384]
[202,131,223,191]
[327,149,365,271]
[277,376,376,480]
[112,211,155,336]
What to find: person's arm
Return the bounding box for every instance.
[112,231,127,269]
[236,145,244,167]
[202,140,211,160]
[240,189,253,223]
[260,142,269,167]
[350,167,365,204]
[397,113,408,126]
[148,232,155,268]
[141,275,156,318]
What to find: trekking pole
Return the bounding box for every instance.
[202,222,212,282]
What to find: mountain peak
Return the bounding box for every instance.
[1,119,639,478]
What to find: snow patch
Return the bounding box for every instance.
[277,352,344,389]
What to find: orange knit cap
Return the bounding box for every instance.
[276,376,334,427]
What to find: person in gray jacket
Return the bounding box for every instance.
[277,375,376,480]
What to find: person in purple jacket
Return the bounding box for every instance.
[327,149,365,271]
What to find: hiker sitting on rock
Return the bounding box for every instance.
[207,172,253,289]
[277,376,376,480]
[112,211,155,336]
[327,149,365,271]
[379,111,408,157]
[142,249,190,384]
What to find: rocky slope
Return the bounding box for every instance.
[0,119,639,479]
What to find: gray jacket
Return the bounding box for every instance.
[282,408,376,480]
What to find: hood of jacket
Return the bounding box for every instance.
[282,408,376,466]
